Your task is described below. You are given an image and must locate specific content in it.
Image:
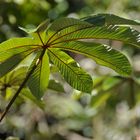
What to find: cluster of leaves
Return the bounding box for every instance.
[0,13,140,121]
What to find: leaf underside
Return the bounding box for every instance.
[53,41,132,76]
[27,50,50,99]
[48,49,93,93]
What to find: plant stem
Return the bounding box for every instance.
[0,49,46,122]
[0,65,36,122]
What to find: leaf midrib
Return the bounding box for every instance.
[48,49,90,89]
[47,23,92,44]
[48,25,93,45]
[47,26,140,48]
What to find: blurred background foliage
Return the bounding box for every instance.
[0,0,140,140]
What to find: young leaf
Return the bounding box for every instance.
[82,13,140,26]
[53,41,132,76]
[48,49,93,93]
[0,37,42,63]
[27,50,50,99]
[19,19,50,34]
[48,80,65,92]
[9,67,28,86]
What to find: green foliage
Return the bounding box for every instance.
[27,50,50,99]
[0,14,140,97]
[0,13,140,122]
[83,13,140,26]
[48,49,93,92]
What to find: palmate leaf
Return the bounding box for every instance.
[48,24,140,48]
[82,13,140,26]
[27,50,50,99]
[53,41,132,76]
[48,49,93,93]
[0,37,41,52]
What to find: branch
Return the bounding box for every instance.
[0,49,46,122]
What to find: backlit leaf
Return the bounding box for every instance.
[83,13,140,26]
[53,41,132,76]
[48,49,93,93]
[27,50,50,99]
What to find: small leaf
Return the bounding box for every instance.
[18,26,37,34]
[48,49,93,93]
[27,50,50,99]
[54,41,132,76]
[20,88,45,109]
[48,80,65,92]
[19,19,50,34]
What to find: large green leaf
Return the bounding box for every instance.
[48,24,140,48]
[48,49,93,93]
[82,13,140,26]
[27,50,50,99]
[0,51,33,78]
[54,41,132,76]
[0,37,41,52]
[19,20,50,44]
[19,19,50,33]
[0,37,42,62]
[9,67,28,86]
[47,17,90,44]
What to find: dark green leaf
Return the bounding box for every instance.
[19,19,50,33]
[82,13,140,26]
[49,25,140,48]
[48,49,93,93]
